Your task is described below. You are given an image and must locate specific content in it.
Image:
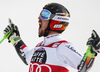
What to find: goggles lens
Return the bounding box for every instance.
[40,9,51,20]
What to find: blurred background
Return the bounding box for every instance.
[0,0,100,72]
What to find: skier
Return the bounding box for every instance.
[3,3,100,72]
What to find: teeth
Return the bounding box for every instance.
[39,22,41,24]
[39,22,40,24]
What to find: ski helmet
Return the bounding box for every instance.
[40,3,70,36]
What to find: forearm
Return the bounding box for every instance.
[3,22,30,65]
[78,46,97,72]
[78,30,100,72]
[11,36,28,65]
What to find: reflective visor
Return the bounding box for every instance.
[40,9,70,22]
[40,9,51,20]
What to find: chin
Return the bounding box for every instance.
[38,34,43,37]
[38,32,44,37]
[38,30,45,37]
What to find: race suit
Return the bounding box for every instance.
[16,34,82,72]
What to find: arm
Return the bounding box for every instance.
[4,19,29,65]
[78,46,97,72]
[57,42,82,69]
[78,30,100,72]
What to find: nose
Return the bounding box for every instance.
[38,16,43,23]
[38,16,42,20]
[38,16,42,23]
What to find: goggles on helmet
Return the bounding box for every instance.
[40,9,51,20]
[40,9,70,22]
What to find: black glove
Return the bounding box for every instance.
[4,19,20,44]
[87,30,100,53]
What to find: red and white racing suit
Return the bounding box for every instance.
[20,34,82,72]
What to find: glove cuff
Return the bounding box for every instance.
[87,46,97,58]
[10,36,21,45]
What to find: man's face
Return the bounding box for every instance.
[38,14,49,37]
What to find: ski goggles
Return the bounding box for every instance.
[40,9,52,20]
[40,9,70,22]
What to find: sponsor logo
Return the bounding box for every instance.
[37,47,45,51]
[66,45,82,56]
[57,17,68,20]
[87,58,94,68]
[52,15,69,22]
[56,13,67,15]
[78,61,85,71]
[30,63,52,72]
[31,47,47,63]
[53,24,63,28]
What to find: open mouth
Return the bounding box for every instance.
[38,19,42,30]
[39,24,42,29]
[38,20,42,30]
